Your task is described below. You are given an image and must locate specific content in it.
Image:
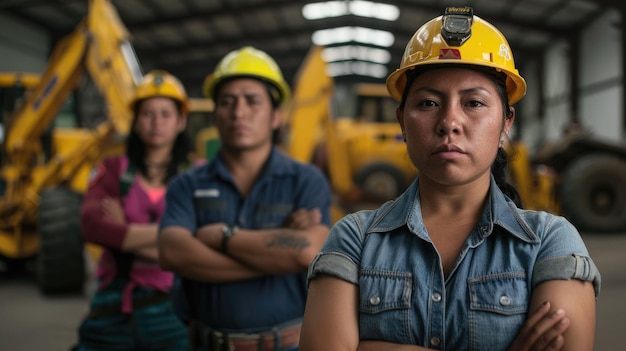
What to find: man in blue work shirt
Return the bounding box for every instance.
[158,46,332,351]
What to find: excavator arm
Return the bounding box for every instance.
[85,0,142,135]
[282,46,354,197]
[4,23,88,175]
[4,0,139,172]
[0,0,140,261]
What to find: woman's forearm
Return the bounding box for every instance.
[121,223,159,251]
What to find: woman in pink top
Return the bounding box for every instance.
[74,70,192,351]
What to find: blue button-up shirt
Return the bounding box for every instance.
[161,148,331,331]
[308,176,600,350]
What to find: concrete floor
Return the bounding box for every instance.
[0,232,624,351]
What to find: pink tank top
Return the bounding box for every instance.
[145,187,166,204]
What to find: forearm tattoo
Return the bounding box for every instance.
[266,232,310,250]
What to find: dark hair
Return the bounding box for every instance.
[400,64,524,208]
[487,71,524,208]
[126,98,193,183]
[492,147,523,207]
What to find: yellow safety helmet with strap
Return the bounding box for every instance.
[203,46,291,106]
[386,7,527,105]
[130,70,189,115]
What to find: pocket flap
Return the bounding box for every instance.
[359,270,412,314]
[468,272,528,315]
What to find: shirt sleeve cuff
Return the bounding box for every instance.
[532,253,601,297]
[307,252,359,288]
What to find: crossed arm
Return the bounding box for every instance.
[82,195,161,262]
[299,276,596,351]
[158,208,330,282]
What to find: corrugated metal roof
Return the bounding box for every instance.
[0,0,622,95]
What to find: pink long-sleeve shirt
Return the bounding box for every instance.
[81,155,173,313]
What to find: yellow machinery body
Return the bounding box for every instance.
[281,47,417,219]
[0,0,140,292]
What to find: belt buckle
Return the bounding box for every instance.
[211,331,232,351]
[220,331,263,351]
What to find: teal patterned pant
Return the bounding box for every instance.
[75,278,189,351]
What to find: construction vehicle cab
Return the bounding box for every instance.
[335,83,416,202]
[282,47,416,206]
[0,0,141,294]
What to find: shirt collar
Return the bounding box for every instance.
[205,147,296,181]
[369,176,539,243]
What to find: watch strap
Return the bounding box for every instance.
[221,224,238,253]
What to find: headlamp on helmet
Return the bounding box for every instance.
[442,7,473,46]
[385,6,527,104]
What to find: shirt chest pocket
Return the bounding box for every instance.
[194,197,227,224]
[467,272,528,350]
[359,270,413,343]
[253,203,293,229]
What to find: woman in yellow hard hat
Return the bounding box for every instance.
[74,70,191,351]
[300,7,599,351]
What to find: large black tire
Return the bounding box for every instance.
[559,154,626,233]
[37,187,85,294]
[1,257,28,275]
[355,163,406,202]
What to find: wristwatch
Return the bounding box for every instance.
[221,224,238,253]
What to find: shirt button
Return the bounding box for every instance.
[500,295,511,306]
[431,292,442,302]
[369,296,381,305]
[430,337,441,346]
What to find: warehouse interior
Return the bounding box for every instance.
[0,1,625,350]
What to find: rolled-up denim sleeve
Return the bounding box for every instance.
[308,252,359,285]
[532,253,601,297]
[532,215,602,297]
[307,213,364,287]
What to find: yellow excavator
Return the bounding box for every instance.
[280,46,416,221]
[0,0,141,293]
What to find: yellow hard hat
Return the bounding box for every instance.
[386,7,527,105]
[131,70,189,115]
[203,46,291,106]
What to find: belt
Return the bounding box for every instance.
[86,292,172,319]
[189,320,301,351]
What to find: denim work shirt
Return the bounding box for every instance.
[308,176,601,351]
[161,148,332,331]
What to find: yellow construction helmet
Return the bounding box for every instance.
[203,46,290,106]
[386,7,527,105]
[130,70,189,115]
